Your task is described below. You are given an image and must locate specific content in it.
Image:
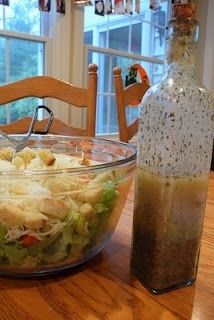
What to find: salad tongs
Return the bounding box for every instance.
[0,105,54,152]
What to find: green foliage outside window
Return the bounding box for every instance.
[0,0,43,124]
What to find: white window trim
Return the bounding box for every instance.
[85,45,164,65]
[0,1,85,128]
[0,28,48,122]
[2,1,211,132]
[0,29,48,43]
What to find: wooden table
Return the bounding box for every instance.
[0,173,213,320]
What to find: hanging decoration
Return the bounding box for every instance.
[77,0,170,16]
[74,0,92,5]
[114,0,125,14]
[135,0,140,14]
[149,0,159,10]
[0,0,9,5]
[171,0,191,3]
[125,0,133,14]
[39,0,51,12]
[152,4,166,45]
[56,0,65,14]
[104,0,112,14]
[95,0,105,16]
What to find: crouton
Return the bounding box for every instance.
[80,158,91,166]
[12,156,25,169]
[38,150,56,166]
[39,198,68,220]
[80,203,96,220]
[0,147,13,161]
[45,177,71,193]
[16,148,36,165]
[84,187,102,204]
[0,203,48,229]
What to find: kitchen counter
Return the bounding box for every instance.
[0,172,213,320]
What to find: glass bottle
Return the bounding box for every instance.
[130,3,214,294]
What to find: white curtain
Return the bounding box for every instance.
[45,0,85,128]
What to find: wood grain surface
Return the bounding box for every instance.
[113,66,149,143]
[0,173,213,320]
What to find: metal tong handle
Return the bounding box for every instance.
[15,105,54,152]
[28,105,54,135]
[0,105,54,153]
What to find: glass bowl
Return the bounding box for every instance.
[0,135,136,277]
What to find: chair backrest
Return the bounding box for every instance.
[113,66,150,143]
[0,64,98,136]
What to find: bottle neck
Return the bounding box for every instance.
[165,18,199,79]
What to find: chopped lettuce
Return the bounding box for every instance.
[94,180,118,214]
[72,214,88,236]
[101,180,118,207]
[0,244,27,265]
[0,177,119,267]
[0,223,7,244]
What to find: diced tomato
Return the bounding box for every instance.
[20,234,39,247]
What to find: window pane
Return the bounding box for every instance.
[0,106,7,125]
[109,26,129,52]
[99,31,107,48]
[84,31,93,45]
[84,0,169,135]
[152,28,166,57]
[4,0,41,35]
[141,20,152,57]
[10,39,44,81]
[0,5,3,29]
[0,37,7,124]
[10,98,39,122]
[109,96,118,134]
[98,54,110,93]
[96,95,108,135]
[8,39,44,122]
[152,62,164,84]
[0,37,6,85]
[126,105,140,126]
[96,94,118,135]
[87,51,93,65]
[131,23,142,54]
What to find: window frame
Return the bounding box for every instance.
[0,10,49,123]
[83,4,168,136]
[0,0,73,126]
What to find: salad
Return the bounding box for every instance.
[0,147,120,269]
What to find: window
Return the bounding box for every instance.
[0,0,48,124]
[84,0,169,135]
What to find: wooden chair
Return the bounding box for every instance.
[113,67,150,143]
[0,64,98,136]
